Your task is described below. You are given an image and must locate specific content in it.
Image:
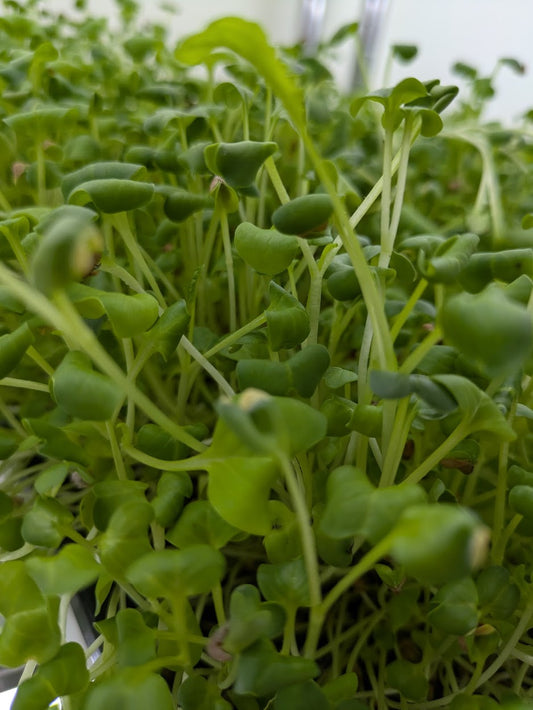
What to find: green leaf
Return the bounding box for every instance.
[233,639,318,698]
[4,106,77,136]
[322,673,358,706]
[0,605,62,666]
[12,642,89,710]
[321,396,355,436]
[98,499,154,580]
[68,179,154,213]
[176,18,306,131]
[459,249,533,293]
[144,299,190,359]
[135,423,188,461]
[433,374,516,440]
[386,659,428,701]
[204,141,277,189]
[225,585,286,654]
[420,232,479,283]
[34,463,70,497]
[449,695,500,710]
[162,189,211,222]
[0,561,44,615]
[236,359,292,397]
[324,366,358,389]
[217,390,327,459]
[389,504,489,585]
[152,471,192,527]
[348,403,383,437]
[288,345,330,398]
[327,265,361,301]
[211,178,240,212]
[30,212,103,295]
[273,680,329,710]
[24,415,89,465]
[440,286,533,378]
[25,544,100,596]
[428,577,479,635]
[0,564,61,665]
[257,557,310,609]
[351,78,428,131]
[92,480,148,531]
[392,44,418,62]
[67,283,159,337]
[0,322,34,378]
[167,500,238,549]
[21,496,72,548]
[207,454,278,535]
[115,608,157,667]
[51,351,122,421]
[509,485,533,520]
[235,223,299,275]
[61,161,146,200]
[266,281,309,351]
[369,371,458,417]
[83,669,174,710]
[214,80,250,109]
[320,466,426,543]
[522,213,533,230]
[264,502,302,563]
[178,675,232,710]
[476,566,520,619]
[127,545,226,598]
[272,194,334,236]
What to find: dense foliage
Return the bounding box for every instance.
[1,1,533,708]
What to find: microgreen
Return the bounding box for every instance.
[0,2,533,709]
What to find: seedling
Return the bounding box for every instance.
[0,2,532,709]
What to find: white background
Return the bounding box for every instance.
[26,0,533,124]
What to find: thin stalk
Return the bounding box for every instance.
[27,345,54,376]
[399,326,443,375]
[264,156,290,204]
[496,513,522,561]
[441,129,504,245]
[122,337,135,433]
[491,401,516,564]
[211,582,226,625]
[299,238,321,346]
[281,607,298,655]
[179,335,234,398]
[111,212,166,307]
[175,314,266,416]
[390,278,428,342]
[18,660,37,685]
[219,209,237,333]
[0,377,48,392]
[302,132,395,372]
[106,421,128,481]
[204,313,266,359]
[348,124,419,231]
[471,599,533,692]
[378,128,393,268]
[99,256,145,294]
[304,535,391,658]
[403,418,472,485]
[387,114,416,248]
[278,453,321,609]
[121,444,201,471]
[139,244,182,301]
[35,139,46,206]
[0,266,203,452]
[379,397,413,487]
